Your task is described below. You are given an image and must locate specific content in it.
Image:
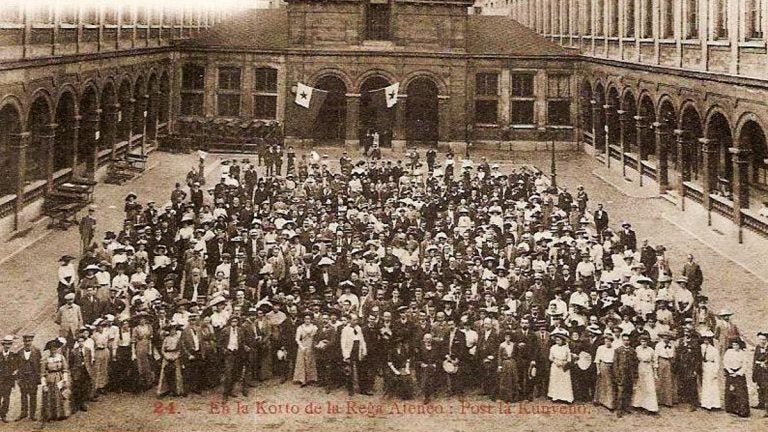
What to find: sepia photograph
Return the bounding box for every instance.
[0,0,766,431]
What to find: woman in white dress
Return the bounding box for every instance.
[699,331,721,410]
[548,332,574,403]
[293,313,318,386]
[631,334,659,413]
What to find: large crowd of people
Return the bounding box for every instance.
[0,146,766,424]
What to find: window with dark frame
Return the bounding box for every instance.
[585,0,592,34]
[643,0,653,38]
[366,0,391,41]
[595,0,604,36]
[475,73,499,125]
[686,0,699,39]
[254,68,278,120]
[748,0,764,39]
[625,0,635,37]
[662,0,674,38]
[511,73,535,125]
[547,75,571,126]
[217,67,242,117]
[714,0,728,39]
[180,64,205,116]
[609,0,619,37]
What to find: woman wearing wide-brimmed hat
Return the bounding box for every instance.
[547,331,573,403]
[130,312,155,391]
[41,337,70,422]
[699,330,721,410]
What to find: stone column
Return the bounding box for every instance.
[345,93,360,148]
[438,96,450,146]
[11,132,30,231]
[83,111,102,179]
[618,109,629,176]
[699,137,717,225]
[729,147,751,243]
[603,104,615,167]
[393,96,406,152]
[42,124,57,192]
[673,129,688,210]
[124,99,135,151]
[653,121,670,193]
[591,100,604,151]
[634,115,648,186]
[137,95,149,154]
[70,116,81,176]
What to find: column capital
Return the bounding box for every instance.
[590,99,598,106]
[602,104,615,111]
[728,147,752,161]
[672,128,686,138]
[652,121,670,132]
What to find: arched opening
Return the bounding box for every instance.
[360,75,394,148]
[27,96,52,184]
[132,76,146,147]
[679,105,703,182]
[740,120,768,191]
[606,87,620,148]
[100,82,117,154]
[405,77,439,146]
[159,72,170,126]
[79,85,99,177]
[313,75,347,144]
[657,100,676,168]
[621,91,636,153]
[580,80,593,135]
[54,92,77,173]
[146,74,159,143]
[706,112,734,197]
[0,103,22,197]
[593,82,606,151]
[638,95,656,159]
[118,79,132,148]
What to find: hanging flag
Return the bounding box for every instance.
[384,82,399,108]
[294,82,328,129]
[294,82,314,108]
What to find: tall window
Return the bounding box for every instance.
[661,0,674,38]
[59,6,78,24]
[217,67,241,117]
[625,0,635,37]
[573,0,580,35]
[180,64,205,116]
[254,68,278,120]
[713,0,728,39]
[563,0,570,34]
[474,73,499,125]
[511,74,535,125]
[685,0,699,38]
[366,0,391,40]
[642,0,653,38]
[747,0,764,39]
[547,75,571,126]
[552,0,560,34]
[595,0,604,35]
[585,0,593,34]
[609,0,619,36]
[0,1,22,23]
[104,6,118,25]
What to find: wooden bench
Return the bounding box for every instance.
[125,152,148,172]
[46,202,83,230]
[104,160,137,184]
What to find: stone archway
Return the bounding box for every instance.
[740,120,768,192]
[54,91,77,173]
[0,103,22,198]
[27,95,52,184]
[146,74,160,144]
[405,77,439,146]
[132,75,146,150]
[360,75,394,148]
[637,94,656,160]
[79,85,99,177]
[706,111,734,196]
[100,82,118,156]
[593,82,606,151]
[313,75,347,145]
[117,79,133,152]
[580,80,593,138]
[679,105,703,183]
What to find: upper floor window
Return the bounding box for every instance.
[642,0,653,38]
[595,0,604,36]
[475,73,499,125]
[625,0,636,37]
[511,73,535,125]
[254,68,278,120]
[685,0,700,39]
[547,75,571,126]
[366,0,391,41]
[662,0,675,38]
[712,0,728,39]
[218,67,242,117]
[180,64,205,116]
[747,0,764,39]
[0,1,22,24]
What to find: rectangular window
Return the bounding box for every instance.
[662,0,674,38]
[366,2,391,40]
[595,0,604,35]
[0,2,22,23]
[511,101,535,125]
[254,68,278,120]
[643,0,653,38]
[104,7,118,25]
[59,6,78,24]
[120,6,133,25]
[552,0,560,34]
[685,0,699,38]
[609,0,619,36]
[562,0,570,34]
[511,74,534,97]
[475,72,499,125]
[585,0,593,34]
[625,0,635,37]
[748,0,764,39]
[217,67,242,117]
[180,64,206,116]
[547,75,571,126]
[511,73,535,125]
[713,0,728,39]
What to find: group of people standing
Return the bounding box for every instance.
[1,146,765,424]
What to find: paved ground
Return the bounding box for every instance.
[2,147,767,431]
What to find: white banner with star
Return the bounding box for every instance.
[294,82,314,108]
[384,82,399,108]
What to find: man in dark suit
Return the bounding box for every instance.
[477,319,500,399]
[78,286,102,325]
[593,204,609,240]
[180,314,204,395]
[15,334,40,421]
[315,313,338,394]
[218,315,253,399]
[443,319,467,395]
[515,317,540,401]
[681,254,704,293]
[0,336,16,422]
[183,269,207,302]
[675,329,702,411]
[360,314,381,395]
[613,334,638,417]
[619,222,637,251]
[69,332,93,413]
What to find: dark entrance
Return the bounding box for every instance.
[313,76,347,145]
[360,75,394,147]
[405,77,439,146]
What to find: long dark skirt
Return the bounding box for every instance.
[111,346,136,393]
[724,374,750,417]
[498,359,519,402]
[572,364,595,402]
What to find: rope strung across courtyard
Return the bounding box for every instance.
[1,147,766,424]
